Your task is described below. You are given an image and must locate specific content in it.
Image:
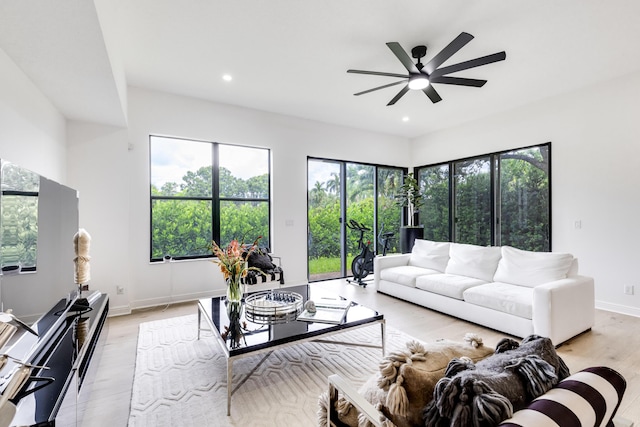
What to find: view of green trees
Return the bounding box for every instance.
[307,145,549,279]
[499,147,550,251]
[307,163,403,278]
[0,162,39,269]
[151,165,269,260]
[151,141,549,274]
[418,145,550,251]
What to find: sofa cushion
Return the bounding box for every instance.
[463,282,533,319]
[379,265,439,288]
[416,273,487,300]
[408,239,450,272]
[498,366,627,427]
[494,246,574,288]
[445,243,502,282]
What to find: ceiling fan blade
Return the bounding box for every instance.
[354,80,407,96]
[431,51,506,78]
[430,76,487,87]
[386,42,420,73]
[387,85,410,105]
[424,32,474,74]
[423,85,442,103]
[347,69,410,79]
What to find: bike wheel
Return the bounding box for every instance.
[351,256,370,279]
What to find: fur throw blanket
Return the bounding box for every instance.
[318,333,493,427]
[423,335,570,427]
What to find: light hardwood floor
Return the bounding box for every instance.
[79,279,639,426]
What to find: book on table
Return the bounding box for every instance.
[297,298,352,324]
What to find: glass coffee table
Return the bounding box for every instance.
[197,284,385,415]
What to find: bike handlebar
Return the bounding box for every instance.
[346,219,371,231]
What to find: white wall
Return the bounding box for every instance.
[66,122,131,313]
[91,87,410,313]
[0,47,67,181]
[411,71,640,317]
[0,47,72,320]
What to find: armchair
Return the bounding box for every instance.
[242,247,284,285]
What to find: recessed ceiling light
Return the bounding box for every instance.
[222,74,233,82]
[402,117,410,122]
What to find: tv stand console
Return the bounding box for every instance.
[2,291,109,426]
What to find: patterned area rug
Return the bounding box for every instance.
[128,314,415,427]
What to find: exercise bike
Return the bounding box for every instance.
[346,220,395,287]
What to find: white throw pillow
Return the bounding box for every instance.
[445,243,502,282]
[408,239,450,272]
[493,246,574,287]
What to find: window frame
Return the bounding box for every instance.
[149,135,271,262]
[415,142,552,251]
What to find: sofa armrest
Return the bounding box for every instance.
[270,254,282,267]
[373,254,411,287]
[532,275,595,345]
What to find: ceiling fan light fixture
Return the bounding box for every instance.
[408,74,429,90]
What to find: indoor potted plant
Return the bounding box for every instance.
[395,172,425,253]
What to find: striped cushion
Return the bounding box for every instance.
[499,366,626,427]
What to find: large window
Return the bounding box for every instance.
[454,157,492,246]
[418,164,450,242]
[150,136,270,261]
[416,143,551,251]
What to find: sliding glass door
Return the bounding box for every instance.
[307,159,343,280]
[307,158,404,282]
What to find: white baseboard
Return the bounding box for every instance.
[596,300,640,318]
[108,305,132,317]
[110,281,306,316]
[130,290,219,311]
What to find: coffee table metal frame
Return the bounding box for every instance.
[197,296,385,416]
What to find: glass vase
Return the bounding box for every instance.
[226,276,243,303]
[225,300,245,349]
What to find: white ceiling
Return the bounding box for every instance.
[2,1,640,138]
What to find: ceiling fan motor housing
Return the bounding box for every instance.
[411,45,427,60]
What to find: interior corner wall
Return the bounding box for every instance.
[66,121,131,315]
[0,47,67,181]
[121,86,410,311]
[410,71,640,317]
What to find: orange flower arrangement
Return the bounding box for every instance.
[210,237,261,301]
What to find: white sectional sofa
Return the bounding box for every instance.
[374,239,595,345]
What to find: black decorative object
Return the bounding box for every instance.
[395,173,425,253]
[399,226,424,254]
